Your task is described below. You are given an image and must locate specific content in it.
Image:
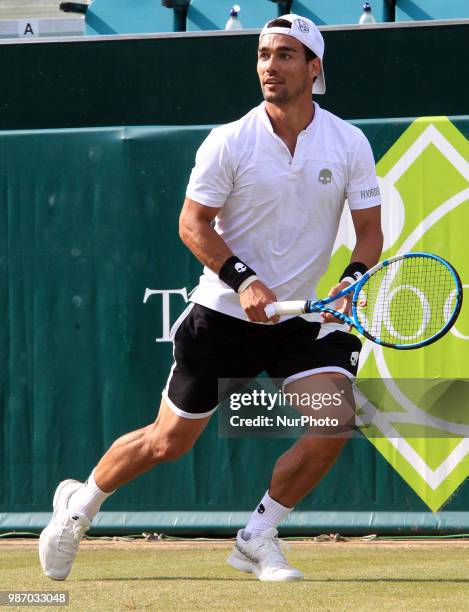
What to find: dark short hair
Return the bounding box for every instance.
[265,18,317,63]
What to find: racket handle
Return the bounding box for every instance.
[265,301,307,317]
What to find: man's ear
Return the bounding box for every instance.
[309,57,321,81]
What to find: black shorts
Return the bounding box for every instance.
[163,303,362,418]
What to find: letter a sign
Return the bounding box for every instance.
[18,20,39,37]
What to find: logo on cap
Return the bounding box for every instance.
[296,19,310,33]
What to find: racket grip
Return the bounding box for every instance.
[265,301,307,317]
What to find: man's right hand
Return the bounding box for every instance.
[239,280,279,324]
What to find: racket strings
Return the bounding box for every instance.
[356,257,458,345]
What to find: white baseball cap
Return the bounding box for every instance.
[259,14,326,95]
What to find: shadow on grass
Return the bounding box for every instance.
[74,577,469,583]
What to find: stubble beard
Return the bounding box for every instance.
[263,87,289,104]
[262,77,309,105]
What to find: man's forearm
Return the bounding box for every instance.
[179,218,233,274]
[350,233,383,269]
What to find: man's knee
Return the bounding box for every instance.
[146,430,195,464]
[144,398,211,465]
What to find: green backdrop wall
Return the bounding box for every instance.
[0,23,468,534]
[1,118,468,534]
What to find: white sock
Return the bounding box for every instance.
[68,469,115,521]
[243,491,292,539]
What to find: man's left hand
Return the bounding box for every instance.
[321,280,352,326]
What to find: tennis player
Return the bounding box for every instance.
[40,14,382,582]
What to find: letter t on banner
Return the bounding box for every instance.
[143,288,188,342]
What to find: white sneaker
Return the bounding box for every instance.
[39,479,90,580]
[227,528,303,581]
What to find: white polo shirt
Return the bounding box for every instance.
[186,102,380,321]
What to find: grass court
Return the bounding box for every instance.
[1,538,469,611]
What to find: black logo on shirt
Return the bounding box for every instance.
[319,169,332,184]
[360,187,380,199]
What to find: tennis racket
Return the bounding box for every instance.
[264,252,463,350]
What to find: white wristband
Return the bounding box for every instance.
[237,275,258,293]
[340,276,355,286]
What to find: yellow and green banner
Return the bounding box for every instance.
[320,117,469,512]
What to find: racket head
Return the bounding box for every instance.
[351,252,463,349]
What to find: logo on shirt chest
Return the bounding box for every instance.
[318,168,332,184]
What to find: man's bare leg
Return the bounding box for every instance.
[94,398,211,492]
[243,373,352,534]
[64,398,211,518]
[229,373,353,581]
[269,373,352,507]
[228,383,324,584]
[39,399,211,580]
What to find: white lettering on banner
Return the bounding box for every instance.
[445,284,469,340]
[383,285,431,340]
[143,288,188,342]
